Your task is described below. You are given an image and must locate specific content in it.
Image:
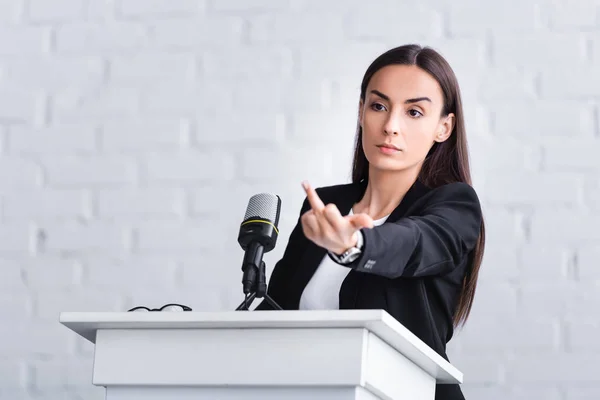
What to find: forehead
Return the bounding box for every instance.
[366,64,443,103]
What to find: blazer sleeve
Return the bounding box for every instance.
[254,196,311,310]
[346,182,482,279]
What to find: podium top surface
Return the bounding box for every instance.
[59,309,462,384]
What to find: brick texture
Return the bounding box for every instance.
[0,0,597,398]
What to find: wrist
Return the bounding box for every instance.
[328,231,364,265]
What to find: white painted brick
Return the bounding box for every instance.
[108,52,195,86]
[27,0,85,21]
[55,22,148,54]
[195,112,283,144]
[249,12,345,44]
[191,181,276,216]
[140,80,232,115]
[543,0,598,29]
[458,315,560,352]
[447,0,538,35]
[22,257,80,289]
[52,87,140,122]
[520,282,600,318]
[87,0,115,20]
[150,17,243,48]
[0,361,26,392]
[0,292,32,324]
[43,156,135,187]
[567,388,600,400]
[345,4,442,41]
[288,109,359,144]
[492,33,585,66]
[30,358,93,390]
[35,289,124,321]
[584,178,600,210]
[0,222,34,253]
[135,219,235,252]
[0,261,25,289]
[475,207,526,246]
[492,100,596,138]
[591,33,600,64]
[0,158,40,188]
[566,318,600,352]
[469,136,542,172]
[0,1,22,23]
[117,0,201,16]
[451,355,504,385]
[544,139,600,171]
[0,322,72,356]
[240,145,331,182]
[0,57,104,92]
[462,282,518,321]
[0,26,47,55]
[297,42,390,81]
[477,66,537,101]
[9,125,97,154]
[83,256,177,290]
[477,243,519,282]
[41,222,129,253]
[3,189,87,220]
[102,119,185,151]
[482,172,583,207]
[506,353,599,383]
[231,77,332,112]
[540,66,600,98]
[530,211,600,244]
[519,245,571,282]
[144,150,235,183]
[210,0,289,12]
[0,87,42,123]
[96,188,183,219]
[577,246,600,280]
[462,386,562,400]
[203,46,293,79]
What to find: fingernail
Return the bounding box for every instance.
[301,180,308,189]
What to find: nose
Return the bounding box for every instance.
[383,114,401,136]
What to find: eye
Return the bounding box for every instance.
[408,109,423,118]
[370,102,387,112]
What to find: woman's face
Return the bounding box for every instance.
[359,64,455,175]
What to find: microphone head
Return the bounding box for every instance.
[238,193,281,252]
[242,193,281,226]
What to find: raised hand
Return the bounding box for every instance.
[300,181,374,255]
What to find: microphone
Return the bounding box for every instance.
[238,193,281,295]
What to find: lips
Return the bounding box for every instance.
[377,144,402,151]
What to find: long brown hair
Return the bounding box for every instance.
[351,44,485,328]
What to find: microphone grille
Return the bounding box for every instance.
[243,193,281,224]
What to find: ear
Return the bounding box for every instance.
[434,113,455,143]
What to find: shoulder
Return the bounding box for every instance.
[416,182,482,223]
[424,181,480,204]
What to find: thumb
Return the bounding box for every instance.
[348,213,374,230]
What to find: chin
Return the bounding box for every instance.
[366,155,410,172]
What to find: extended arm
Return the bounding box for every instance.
[345,182,482,279]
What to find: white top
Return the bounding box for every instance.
[299,208,390,310]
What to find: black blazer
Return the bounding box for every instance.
[256,178,483,400]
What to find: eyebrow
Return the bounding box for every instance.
[370,89,431,104]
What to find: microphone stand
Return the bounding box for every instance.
[235,260,282,311]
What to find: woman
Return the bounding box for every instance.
[256,44,485,400]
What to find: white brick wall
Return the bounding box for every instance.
[0,0,598,399]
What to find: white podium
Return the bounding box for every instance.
[59,310,462,400]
